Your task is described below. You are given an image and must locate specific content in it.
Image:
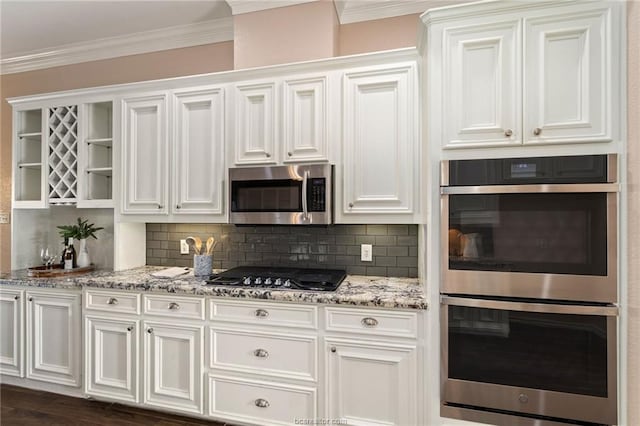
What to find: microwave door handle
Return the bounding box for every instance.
[441,296,618,317]
[302,170,309,219]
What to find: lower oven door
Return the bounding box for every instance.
[441,296,618,425]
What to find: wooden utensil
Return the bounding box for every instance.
[206,237,215,255]
[185,236,198,254]
[194,236,203,255]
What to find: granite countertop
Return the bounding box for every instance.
[0,266,426,310]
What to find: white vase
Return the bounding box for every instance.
[77,238,91,267]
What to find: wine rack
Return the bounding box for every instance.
[47,106,78,204]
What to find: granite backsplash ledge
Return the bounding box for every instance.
[146,224,418,278]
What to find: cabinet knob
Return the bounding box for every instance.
[168,302,180,310]
[361,317,379,327]
[504,129,513,137]
[254,398,270,408]
[265,153,271,158]
[253,348,269,358]
[176,205,181,209]
[533,127,542,136]
[348,203,354,208]
[157,204,163,209]
[287,152,292,157]
[255,309,269,318]
[28,297,33,302]
[147,328,153,334]
[330,346,337,353]
[14,295,19,300]
[127,326,133,332]
[107,297,118,305]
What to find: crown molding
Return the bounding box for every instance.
[336,0,433,24]
[225,0,317,15]
[0,17,234,75]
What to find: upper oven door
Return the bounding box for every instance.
[229,164,332,225]
[441,183,618,303]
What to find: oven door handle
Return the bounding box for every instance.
[441,183,619,195]
[441,296,619,316]
[302,170,309,219]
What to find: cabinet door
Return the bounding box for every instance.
[85,317,138,403]
[0,290,23,377]
[342,64,417,217]
[121,94,168,214]
[234,82,277,165]
[443,20,521,147]
[173,88,225,215]
[283,76,328,163]
[524,8,611,144]
[325,339,417,426]
[26,291,81,386]
[144,321,203,414]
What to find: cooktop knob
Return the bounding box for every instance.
[255,277,262,285]
[265,277,272,285]
[284,279,291,288]
[243,277,252,285]
[274,278,282,286]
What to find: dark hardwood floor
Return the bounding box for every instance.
[0,384,231,425]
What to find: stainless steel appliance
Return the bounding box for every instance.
[441,154,618,303]
[229,164,333,225]
[205,266,346,291]
[440,155,619,425]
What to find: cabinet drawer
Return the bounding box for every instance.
[85,290,140,315]
[210,328,316,381]
[208,375,316,426]
[324,307,418,338]
[209,300,317,329]
[143,295,204,320]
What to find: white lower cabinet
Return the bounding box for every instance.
[26,290,81,387]
[85,316,139,403]
[143,321,203,415]
[324,339,418,426]
[0,289,24,377]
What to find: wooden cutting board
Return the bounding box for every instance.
[27,264,94,278]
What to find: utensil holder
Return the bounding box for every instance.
[193,254,213,277]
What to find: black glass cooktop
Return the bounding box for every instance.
[206,266,346,292]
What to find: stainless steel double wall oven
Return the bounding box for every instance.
[440,154,619,425]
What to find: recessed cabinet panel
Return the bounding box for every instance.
[122,94,168,214]
[443,20,521,147]
[144,321,203,414]
[235,83,276,165]
[325,339,417,426]
[0,290,23,377]
[283,77,328,162]
[343,65,417,216]
[26,292,81,386]
[85,317,138,403]
[173,89,225,215]
[525,9,610,143]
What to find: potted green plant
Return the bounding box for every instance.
[57,218,103,268]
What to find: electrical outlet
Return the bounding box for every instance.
[361,244,373,262]
[180,239,190,254]
[0,212,9,224]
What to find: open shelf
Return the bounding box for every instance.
[14,109,44,205]
[86,137,113,147]
[17,162,42,169]
[82,101,113,205]
[86,167,112,177]
[18,132,42,139]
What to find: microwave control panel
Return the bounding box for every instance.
[309,178,326,212]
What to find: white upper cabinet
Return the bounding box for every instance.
[173,88,225,215]
[443,20,521,147]
[234,82,277,165]
[524,9,611,144]
[282,76,328,163]
[121,93,169,214]
[429,1,621,150]
[340,63,419,222]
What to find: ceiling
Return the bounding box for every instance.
[0,0,442,74]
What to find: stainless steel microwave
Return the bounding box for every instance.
[229,164,333,225]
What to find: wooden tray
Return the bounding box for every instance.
[27,264,94,278]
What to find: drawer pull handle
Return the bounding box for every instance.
[361,317,378,327]
[107,297,118,305]
[254,398,270,408]
[504,129,513,137]
[168,302,180,310]
[127,326,133,332]
[147,328,153,334]
[253,348,269,358]
[255,309,269,318]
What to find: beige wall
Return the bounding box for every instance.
[233,0,339,69]
[627,1,640,423]
[339,13,420,56]
[0,41,234,272]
